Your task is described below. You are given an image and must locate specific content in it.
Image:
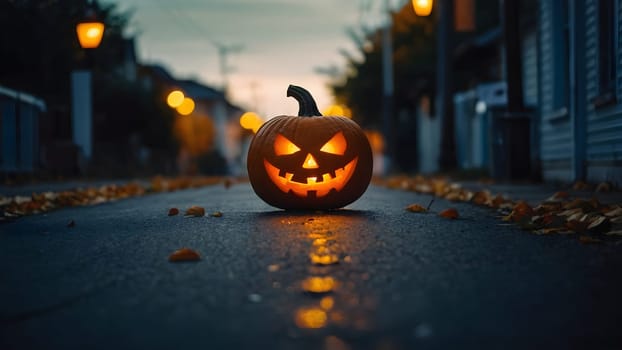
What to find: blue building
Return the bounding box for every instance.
[429,0,622,185]
[537,0,621,183]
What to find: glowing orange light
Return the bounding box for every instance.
[365,130,385,153]
[239,112,263,133]
[302,154,319,169]
[76,22,104,48]
[322,104,352,119]
[167,90,185,108]
[273,134,300,155]
[301,276,336,294]
[294,307,327,329]
[412,0,433,16]
[320,131,347,155]
[263,157,358,198]
[176,97,195,116]
[320,296,335,310]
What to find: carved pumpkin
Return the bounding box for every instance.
[247,85,373,210]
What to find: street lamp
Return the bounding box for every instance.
[411,0,456,171]
[412,0,433,16]
[72,1,105,168]
[76,20,104,49]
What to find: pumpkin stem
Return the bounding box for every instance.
[287,85,322,117]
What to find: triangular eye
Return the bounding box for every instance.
[274,134,301,155]
[320,131,347,155]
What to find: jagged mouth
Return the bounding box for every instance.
[263,157,358,198]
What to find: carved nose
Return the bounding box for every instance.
[302,153,319,169]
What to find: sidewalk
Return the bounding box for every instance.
[0,179,135,197]
[459,181,622,206]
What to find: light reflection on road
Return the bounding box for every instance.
[256,210,377,340]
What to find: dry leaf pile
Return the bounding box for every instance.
[386,175,622,240]
[168,247,201,262]
[184,206,205,217]
[0,176,226,222]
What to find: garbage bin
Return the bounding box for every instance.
[488,108,531,180]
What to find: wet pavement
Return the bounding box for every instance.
[1,183,621,349]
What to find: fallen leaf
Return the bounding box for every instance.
[516,216,539,230]
[439,208,459,219]
[489,194,507,208]
[168,247,201,262]
[579,235,602,244]
[604,207,622,217]
[168,208,179,216]
[185,206,205,217]
[595,182,612,192]
[210,211,223,217]
[471,191,491,205]
[587,215,610,232]
[558,208,584,217]
[406,204,428,213]
[267,264,280,272]
[611,216,622,224]
[567,220,589,233]
[444,191,463,202]
[549,191,569,201]
[505,201,533,222]
[534,227,567,235]
[572,181,591,191]
[563,199,595,211]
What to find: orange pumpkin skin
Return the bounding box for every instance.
[247,85,373,210]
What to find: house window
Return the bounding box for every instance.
[596,0,617,102]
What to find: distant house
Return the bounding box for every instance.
[138,64,244,175]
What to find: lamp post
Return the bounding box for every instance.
[72,1,104,167]
[381,0,395,174]
[411,0,456,171]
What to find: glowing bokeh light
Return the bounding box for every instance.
[76,22,105,48]
[322,104,352,119]
[301,276,336,294]
[167,90,185,108]
[239,112,263,133]
[309,253,339,265]
[412,0,433,16]
[320,296,335,310]
[176,97,195,115]
[294,307,327,329]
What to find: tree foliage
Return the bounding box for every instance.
[331,1,501,129]
[331,5,436,129]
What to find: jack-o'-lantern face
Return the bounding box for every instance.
[247,85,373,210]
[263,131,358,198]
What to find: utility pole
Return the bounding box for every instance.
[437,0,457,171]
[381,0,395,174]
[211,42,243,96]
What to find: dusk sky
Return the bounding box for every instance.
[115,0,389,119]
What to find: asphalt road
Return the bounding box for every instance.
[1,183,621,349]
